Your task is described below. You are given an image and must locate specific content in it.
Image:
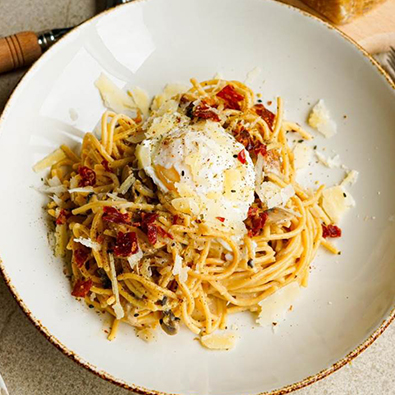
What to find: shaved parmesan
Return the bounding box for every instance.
[50,194,64,207]
[200,332,237,350]
[308,99,337,138]
[293,142,312,170]
[107,192,127,201]
[341,170,359,187]
[68,187,95,194]
[109,254,125,320]
[47,176,62,187]
[127,249,143,270]
[172,253,188,283]
[95,73,136,115]
[33,148,66,173]
[39,184,67,196]
[74,237,101,252]
[171,197,200,216]
[151,83,188,111]
[267,207,301,224]
[321,186,355,223]
[257,282,300,326]
[257,182,295,210]
[128,87,149,118]
[316,151,341,168]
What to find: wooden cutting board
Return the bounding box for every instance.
[279,0,395,53]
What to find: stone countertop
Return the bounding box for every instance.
[0,1,394,394]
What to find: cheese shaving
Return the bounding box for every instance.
[341,170,359,187]
[74,237,101,252]
[200,332,237,350]
[33,148,66,173]
[315,151,341,168]
[257,282,300,326]
[128,87,149,119]
[172,253,188,283]
[127,249,143,270]
[321,186,355,223]
[293,142,312,170]
[68,187,95,194]
[95,73,136,115]
[308,99,337,138]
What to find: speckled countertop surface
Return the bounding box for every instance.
[0,1,394,394]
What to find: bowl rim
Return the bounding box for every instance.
[0,0,394,394]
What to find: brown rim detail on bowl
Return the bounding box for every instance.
[0,1,394,394]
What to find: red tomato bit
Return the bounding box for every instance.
[253,104,275,129]
[56,209,71,225]
[71,278,93,297]
[103,206,131,225]
[247,209,268,237]
[146,224,158,245]
[237,149,247,164]
[172,215,180,225]
[157,226,174,240]
[216,217,225,223]
[74,247,90,268]
[114,231,139,257]
[193,103,220,122]
[217,85,244,110]
[78,166,96,187]
[322,224,342,238]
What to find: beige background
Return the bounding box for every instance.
[0,1,394,394]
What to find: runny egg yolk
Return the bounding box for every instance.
[137,121,256,233]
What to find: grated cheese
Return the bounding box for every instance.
[68,187,95,194]
[308,99,337,138]
[74,237,101,252]
[109,254,125,320]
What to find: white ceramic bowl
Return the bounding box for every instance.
[0,0,395,394]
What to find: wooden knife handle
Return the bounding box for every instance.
[0,31,42,74]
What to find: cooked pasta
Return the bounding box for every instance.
[40,78,342,347]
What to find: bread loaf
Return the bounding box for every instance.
[300,0,387,24]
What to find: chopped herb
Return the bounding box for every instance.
[134,313,139,317]
[338,251,342,255]
[247,259,254,268]
[233,154,237,158]
[181,170,185,176]
[257,99,263,103]
[298,139,303,143]
[343,193,347,197]
[89,304,94,309]
[86,192,94,203]
[314,145,317,150]
[231,190,236,193]
[160,296,168,306]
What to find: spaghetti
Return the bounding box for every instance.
[42,78,341,346]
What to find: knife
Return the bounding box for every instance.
[0,0,133,75]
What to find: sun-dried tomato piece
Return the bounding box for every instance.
[103,206,131,225]
[71,278,93,297]
[254,142,267,156]
[247,210,268,237]
[114,231,139,257]
[146,224,158,245]
[216,217,225,223]
[78,166,96,187]
[217,85,244,110]
[172,215,180,225]
[74,247,90,268]
[253,104,275,129]
[101,160,112,172]
[322,224,342,238]
[141,212,159,225]
[157,226,174,240]
[56,209,71,225]
[193,103,220,122]
[237,150,247,164]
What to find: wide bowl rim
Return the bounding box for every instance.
[0,0,394,394]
